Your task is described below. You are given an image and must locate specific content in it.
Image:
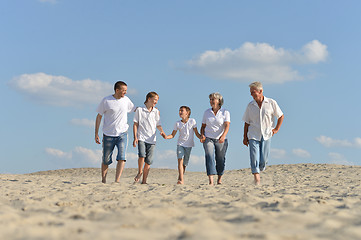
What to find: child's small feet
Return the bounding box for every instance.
[102,178,106,184]
[177,180,183,185]
[134,173,142,182]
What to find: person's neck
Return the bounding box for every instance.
[181,117,189,123]
[145,103,153,111]
[256,96,264,108]
[113,93,123,100]
[212,106,221,114]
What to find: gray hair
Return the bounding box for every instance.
[249,82,263,91]
[209,92,224,107]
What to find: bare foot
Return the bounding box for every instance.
[102,178,106,184]
[177,180,183,185]
[141,181,147,184]
[134,173,142,182]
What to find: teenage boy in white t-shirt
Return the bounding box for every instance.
[165,106,204,184]
[133,92,166,184]
[95,81,135,183]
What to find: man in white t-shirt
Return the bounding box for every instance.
[242,82,284,185]
[95,81,135,183]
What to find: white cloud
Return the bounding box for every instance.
[271,148,287,159]
[328,152,354,165]
[70,118,95,128]
[9,73,136,107]
[45,146,101,168]
[183,40,328,83]
[292,148,311,158]
[316,135,361,148]
[45,148,72,159]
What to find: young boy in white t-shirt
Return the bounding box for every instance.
[166,106,204,184]
[133,92,166,184]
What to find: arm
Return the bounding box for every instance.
[133,122,139,147]
[243,122,249,147]
[157,125,167,139]
[166,130,177,139]
[200,123,206,143]
[272,114,284,135]
[218,121,230,143]
[95,114,102,144]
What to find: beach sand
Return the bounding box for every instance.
[1,163,361,240]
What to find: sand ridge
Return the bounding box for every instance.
[1,163,361,239]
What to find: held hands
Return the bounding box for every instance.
[160,132,167,139]
[200,135,206,143]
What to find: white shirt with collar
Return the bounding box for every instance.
[173,118,197,147]
[133,106,161,144]
[242,96,283,141]
[202,108,231,140]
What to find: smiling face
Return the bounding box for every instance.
[114,85,127,99]
[179,107,190,120]
[250,87,264,103]
[147,95,159,107]
[209,97,220,109]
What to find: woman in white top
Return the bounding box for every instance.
[200,93,230,185]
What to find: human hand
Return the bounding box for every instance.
[133,139,138,147]
[160,132,167,139]
[219,136,225,144]
[95,135,101,144]
[243,137,249,147]
[200,135,206,143]
[272,128,279,136]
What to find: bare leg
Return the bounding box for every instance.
[142,163,151,184]
[177,159,184,184]
[253,173,261,185]
[217,175,223,185]
[101,163,108,183]
[115,160,126,183]
[134,157,144,182]
[208,175,214,185]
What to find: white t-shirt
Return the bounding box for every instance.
[133,106,161,144]
[173,118,197,147]
[202,108,231,139]
[242,96,283,141]
[96,95,135,136]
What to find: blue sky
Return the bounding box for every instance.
[1,0,361,174]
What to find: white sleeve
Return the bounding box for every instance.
[96,98,105,115]
[133,108,140,123]
[225,110,231,122]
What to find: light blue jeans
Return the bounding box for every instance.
[203,138,228,176]
[249,137,271,174]
[102,132,128,165]
[137,141,155,165]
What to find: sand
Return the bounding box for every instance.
[1,163,361,240]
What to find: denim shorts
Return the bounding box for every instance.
[177,145,192,166]
[138,141,155,165]
[102,132,128,165]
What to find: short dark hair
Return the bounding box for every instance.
[144,91,159,104]
[114,81,127,92]
[180,106,191,117]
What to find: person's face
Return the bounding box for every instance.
[179,108,189,119]
[250,87,263,102]
[116,85,127,98]
[209,97,220,109]
[148,95,159,107]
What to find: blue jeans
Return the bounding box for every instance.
[102,132,128,165]
[249,137,271,174]
[203,138,228,176]
[176,145,192,166]
[138,141,155,165]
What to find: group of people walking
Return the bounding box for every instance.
[95,81,284,185]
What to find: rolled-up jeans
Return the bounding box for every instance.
[102,132,128,165]
[203,138,228,176]
[249,137,271,174]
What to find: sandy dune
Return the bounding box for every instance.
[1,163,361,239]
